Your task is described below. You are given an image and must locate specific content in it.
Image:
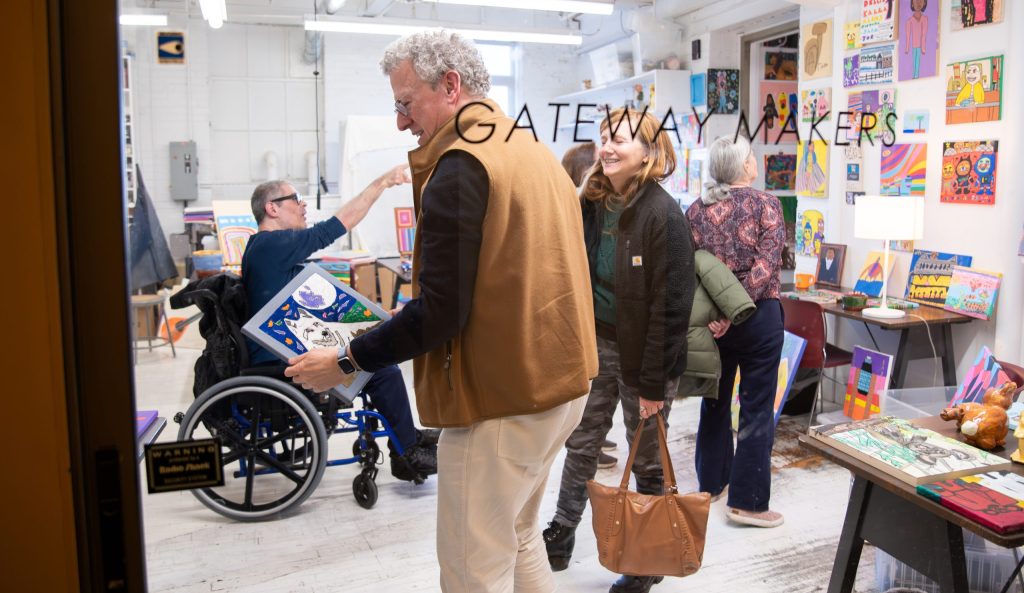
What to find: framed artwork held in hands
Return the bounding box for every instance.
[815,243,847,289]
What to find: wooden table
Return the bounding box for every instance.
[375,257,412,309]
[796,285,974,388]
[800,416,1024,593]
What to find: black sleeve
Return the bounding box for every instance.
[349,151,489,371]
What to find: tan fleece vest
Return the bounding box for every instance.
[407,99,598,427]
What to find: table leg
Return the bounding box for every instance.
[941,323,957,387]
[391,281,400,310]
[890,328,911,389]
[827,476,870,593]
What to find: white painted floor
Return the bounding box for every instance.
[133,344,885,593]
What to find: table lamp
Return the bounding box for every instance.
[853,195,925,319]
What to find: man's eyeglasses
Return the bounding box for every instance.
[394,99,411,118]
[271,193,301,205]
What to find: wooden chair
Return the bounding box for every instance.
[780,298,853,426]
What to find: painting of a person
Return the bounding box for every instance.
[904,0,929,79]
[763,95,778,130]
[956,63,986,106]
[816,245,844,287]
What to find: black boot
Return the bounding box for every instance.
[609,575,664,593]
[390,444,437,483]
[542,520,575,571]
[416,428,441,447]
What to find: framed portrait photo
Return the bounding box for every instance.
[815,243,847,289]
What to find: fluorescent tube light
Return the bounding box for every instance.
[423,0,614,15]
[119,14,169,26]
[199,0,227,29]
[304,19,582,45]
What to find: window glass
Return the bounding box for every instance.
[488,84,511,115]
[477,43,512,77]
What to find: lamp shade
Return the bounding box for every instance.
[854,195,925,241]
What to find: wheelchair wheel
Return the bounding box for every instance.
[351,436,381,465]
[352,471,378,509]
[177,376,328,521]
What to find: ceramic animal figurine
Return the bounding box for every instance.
[940,381,1017,450]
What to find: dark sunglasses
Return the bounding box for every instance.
[271,193,301,204]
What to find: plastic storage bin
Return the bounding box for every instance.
[875,529,1024,593]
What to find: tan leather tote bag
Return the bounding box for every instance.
[586,414,710,577]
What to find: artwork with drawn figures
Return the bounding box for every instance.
[940,140,998,205]
[796,208,824,257]
[951,0,1004,30]
[946,55,1003,125]
[707,69,740,114]
[801,19,833,80]
[899,0,940,81]
[815,243,846,288]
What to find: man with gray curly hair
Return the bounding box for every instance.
[284,30,598,593]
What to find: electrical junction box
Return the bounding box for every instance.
[169,141,198,201]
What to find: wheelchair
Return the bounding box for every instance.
[169,273,416,521]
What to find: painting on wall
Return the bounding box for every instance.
[940,140,998,205]
[680,113,703,149]
[764,51,798,80]
[801,88,832,123]
[765,153,797,190]
[688,156,705,198]
[779,195,797,270]
[796,140,828,197]
[801,19,833,80]
[707,69,740,114]
[667,148,688,194]
[843,55,861,88]
[690,73,707,108]
[846,145,864,191]
[846,92,864,141]
[880,143,927,196]
[899,0,940,81]
[946,55,1004,125]
[758,81,798,133]
[858,45,896,85]
[861,0,898,45]
[796,207,825,257]
[902,109,930,134]
[845,21,863,50]
[951,0,1004,30]
[878,87,897,144]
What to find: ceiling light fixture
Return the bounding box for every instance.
[199,0,227,29]
[119,14,169,26]
[304,18,582,45]
[422,0,614,16]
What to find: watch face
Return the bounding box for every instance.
[338,356,356,374]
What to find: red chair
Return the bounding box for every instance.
[780,298,854,425]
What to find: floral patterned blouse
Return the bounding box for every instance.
[685,186,785,302]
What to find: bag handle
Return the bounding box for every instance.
[617,412,678,494]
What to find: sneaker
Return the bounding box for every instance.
[542,520,576,571]
[417,428,441,447]
[726,507,784,528]
[602,439,617,452]
[597,451,617,469]
[390,444,438,482]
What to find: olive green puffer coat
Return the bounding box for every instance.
[678,250,758,399]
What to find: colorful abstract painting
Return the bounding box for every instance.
[843,55,860,88]
[878,88,897,144]
[707,69,740,114]
[844,346,894,421]
[899,0,940,81]
[242,264,390,399]
[846,92,864,141]
[904,250,973,306]
[902,109,930,134]
[940,140,998,205]
[688,156,704,198]
[667,148,688,194]
[680,113,703,149]
[690,73,707,108]
[801,19,833,80]
[796,140,828,197]
[854,251,896,297]
[765,153,797,190]
[796,207,825,257]
[861,0,897,44]
[212,200,258,267]
[730,330,808,430]
[946,55,1003,125]
[394,207,415,255]
[764,51,798,81]
[880,144,927,196]
[951,0,1004,30]
[800,88,832,122]
[945,266,1002,320]
[950,346,1011,406]
[758,81,798,134]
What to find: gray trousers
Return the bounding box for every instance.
[553,335,678,528]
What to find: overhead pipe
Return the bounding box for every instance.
[303,0,348,64]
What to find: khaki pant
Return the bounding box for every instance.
[436,395,588,593]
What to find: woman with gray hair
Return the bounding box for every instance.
[685,135,786,528]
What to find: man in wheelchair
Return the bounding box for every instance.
[242,174,438,483]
